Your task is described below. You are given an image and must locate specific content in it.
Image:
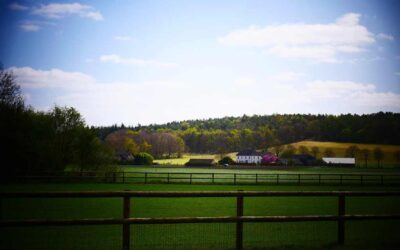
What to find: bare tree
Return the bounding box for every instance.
[361,149,370,168]
[373,147,384,168]
[345,145,360,158]
[0,67,24,108]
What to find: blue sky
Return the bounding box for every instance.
[1,0,400,125]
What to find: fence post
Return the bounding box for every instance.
[338,194,345,245]
[123,194,131,250]
[234,174,237,185]
[236,192,244,250]
[190,173,192,184]
[144,173,147,184]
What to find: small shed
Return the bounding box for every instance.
[322,157,355,167]
[185,159,216,167]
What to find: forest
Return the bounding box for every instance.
[97,112,400,155]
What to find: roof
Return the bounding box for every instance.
[186,159,215,164]
[322,157,355,164]
[237,150,263,156]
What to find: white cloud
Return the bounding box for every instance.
[9,66,400,125]
[219,13,375,63]
[377,33,394,41]
[268,72,305,82]
[32,3,103,21]
[9,67,96,90]
[99,54,178,68]
[114,36,133,41]
[9,2,29,11]
[19,23,40,32]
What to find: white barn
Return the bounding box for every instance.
[236,150,263,164]
[322,157,355,167]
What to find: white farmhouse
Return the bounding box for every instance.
[236,150,263,164]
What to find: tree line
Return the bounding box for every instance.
[1,67,114,176]
[97,113,400,155]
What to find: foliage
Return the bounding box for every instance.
[133,152,154,165]
[218,156,235,165]
[324,148,335,157]
[97,113,400,155]
[0,68,113,176]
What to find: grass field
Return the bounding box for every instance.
[1,183,400,249]
[153,153,237,165]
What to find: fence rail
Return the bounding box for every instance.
[1,191,400,250]
[6,171,400,186]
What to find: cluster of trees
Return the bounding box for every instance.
[1,68,114,176]
[97,113,400,155]
[104,129,184,160]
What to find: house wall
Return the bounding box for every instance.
[236,155,262,164]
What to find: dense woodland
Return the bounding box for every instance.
[97,112,400,155]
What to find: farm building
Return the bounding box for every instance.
[261,152,279,165]
[322,157,355,167]
[185,159,216,166]
[236,150,263,164]
[281,154,316,166]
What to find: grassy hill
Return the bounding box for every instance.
[286,141,400,166]
[154,141,400,167]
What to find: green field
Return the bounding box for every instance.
[1,182,400,250]
[117,165,400,185]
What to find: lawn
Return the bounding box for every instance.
[1,183,400,249]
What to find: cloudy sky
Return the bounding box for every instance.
[1,0,400,126]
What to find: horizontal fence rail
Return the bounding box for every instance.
[6,171,400,186]
[1,191,400,250]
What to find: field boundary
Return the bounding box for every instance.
[6,171,400,186]
[1,191,400,250]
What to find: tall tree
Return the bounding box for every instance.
[373,147,384,168]
[361,149,370,168]
[311,146,320,158]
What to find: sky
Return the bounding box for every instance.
[1,0,400,126]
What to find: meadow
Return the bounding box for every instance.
[1,183,400,250]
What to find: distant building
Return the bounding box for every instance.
[185,159,216,166]
[236,150,263,164]
[261,152,279,165]
[322,157,355,167]
[281,154,316,166]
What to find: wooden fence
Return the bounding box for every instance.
[8,171,400,186]
[1,191,400,250]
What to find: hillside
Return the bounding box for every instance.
[287,141,400,166]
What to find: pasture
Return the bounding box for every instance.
[1,183,400,249]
